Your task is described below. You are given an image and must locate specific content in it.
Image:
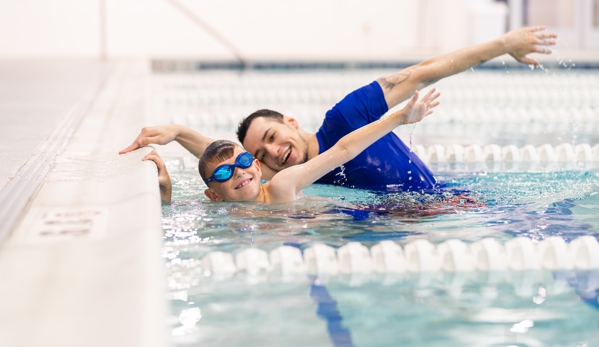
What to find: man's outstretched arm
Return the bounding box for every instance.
[119,124,214,158]
[378,26,557,109]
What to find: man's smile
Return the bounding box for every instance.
[281,147,292,166]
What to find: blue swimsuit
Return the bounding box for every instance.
[314,81,436,192]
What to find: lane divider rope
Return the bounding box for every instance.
[413,143,599,165]
[200,235,599,277]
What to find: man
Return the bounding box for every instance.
[121,26,556,191]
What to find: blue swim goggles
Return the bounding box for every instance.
[204,152,254,184]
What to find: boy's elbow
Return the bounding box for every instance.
[336,141,356,162]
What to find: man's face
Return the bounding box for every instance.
[242,116,309,172]
[204,147,262,202]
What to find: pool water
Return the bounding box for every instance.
[153,68,599,346]
[162,163,599,347]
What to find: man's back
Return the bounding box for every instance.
[314,81,436,192]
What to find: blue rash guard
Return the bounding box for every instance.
[314,81,437,192]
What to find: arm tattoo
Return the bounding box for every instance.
[377,71,411,90]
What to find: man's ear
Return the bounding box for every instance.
[204,189,222,202]
[283,116,299,129]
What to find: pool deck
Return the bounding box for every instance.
[0,60,168,347]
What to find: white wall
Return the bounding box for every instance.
[0,0,100,57]
[0,0,507,60]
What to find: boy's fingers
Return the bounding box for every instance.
[406,91,419,106]
[422,88,435,100]
[429,92,441,102]
[412,90,419,100]
[425,89,438,103]
[143,154,166,169]
[142,150,159,161]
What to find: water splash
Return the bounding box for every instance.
[408,123,417,151]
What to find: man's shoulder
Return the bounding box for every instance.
[316,115,355,152]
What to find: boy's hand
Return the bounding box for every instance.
[502,26,557,65]
[119,125,180,154]
[143,150,172,204]
[401,88,440,125]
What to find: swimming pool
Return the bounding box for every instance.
[155,68,599,346]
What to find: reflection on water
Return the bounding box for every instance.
[163,168,599,252]
[163,163,599,347]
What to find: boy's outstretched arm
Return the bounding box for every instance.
[378,26,557,109]
[120,124,214,158]
[268,89,440,202]
[143,150,172,204]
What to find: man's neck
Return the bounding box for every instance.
[304,131,320,161]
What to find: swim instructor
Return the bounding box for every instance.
[121,26,556,191]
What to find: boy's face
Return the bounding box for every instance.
[204,147,263,202]
[242,116,309,173]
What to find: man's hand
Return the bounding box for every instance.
[502,26,557,65]
[143,150,172,204]
[119,125,180,155]
[400,88,440,125]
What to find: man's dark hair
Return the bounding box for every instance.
[198,140,239,181]
[236,109,284,145]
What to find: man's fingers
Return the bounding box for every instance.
[536,38,556,46]
[119,142,140,155]
[137,137,151,146]
[534,45,552,54]
[120,135,159,154]
[518,56,539,65]
[530,25,546,32]
[538,32,557,39]
[138,135,164,147]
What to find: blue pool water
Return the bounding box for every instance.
[153,69,599,346]
[163,164,599,347]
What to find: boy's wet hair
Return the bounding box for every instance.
[236,109,284,145]
[198,140,240,181]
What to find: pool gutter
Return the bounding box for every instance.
[0,61,169,347]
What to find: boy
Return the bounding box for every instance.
[145,89,439,204]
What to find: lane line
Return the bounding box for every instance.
[309,277,355,347]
